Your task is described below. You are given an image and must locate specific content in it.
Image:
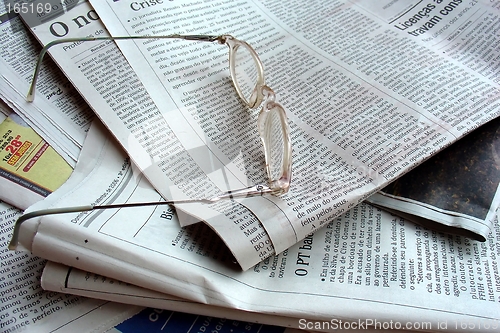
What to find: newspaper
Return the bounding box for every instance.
[0,200,141,333]
[0,106,73,209]
[0,3,92,166]
[40,262,421,333]
[1,193,293,333]
[368,116,500,242]
[15,120,500,332]
[17,0,500,268]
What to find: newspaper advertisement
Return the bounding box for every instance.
[0,107,72,209]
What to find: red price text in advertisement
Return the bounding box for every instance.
[1,131,32,166]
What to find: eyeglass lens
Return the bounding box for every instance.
[232,43,261,106]
[261,106,287,182]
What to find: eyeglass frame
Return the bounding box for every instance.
[9,34,292,250]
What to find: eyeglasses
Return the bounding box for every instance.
[9,34,292,250]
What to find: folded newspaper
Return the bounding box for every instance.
[368,116,500,241]
[14,0,500,270]
[5,0,500,330]
[15,120,500,332]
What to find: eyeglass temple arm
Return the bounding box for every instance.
[26,34,223,102]
[9,204,93,250]
[7,201,171,251]
[8,184,270,250]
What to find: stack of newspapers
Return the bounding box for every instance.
[1,0,500,332]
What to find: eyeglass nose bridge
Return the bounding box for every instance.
[260,85,276,106]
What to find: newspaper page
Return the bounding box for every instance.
[17,0,495,257]
[87,0,500,244]
[14,119,500,332]
[0,2,93,166]
[20,0,500,265]
[0,200,141,333]
[20,1,278,269]
[368,115,500,241]
[0,107,72,209]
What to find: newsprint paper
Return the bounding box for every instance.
[15,120,500,332]
[17,0,500,269]
[7,0,500,331]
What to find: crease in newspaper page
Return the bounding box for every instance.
[40,261,425,333]
[41,262,309,333]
